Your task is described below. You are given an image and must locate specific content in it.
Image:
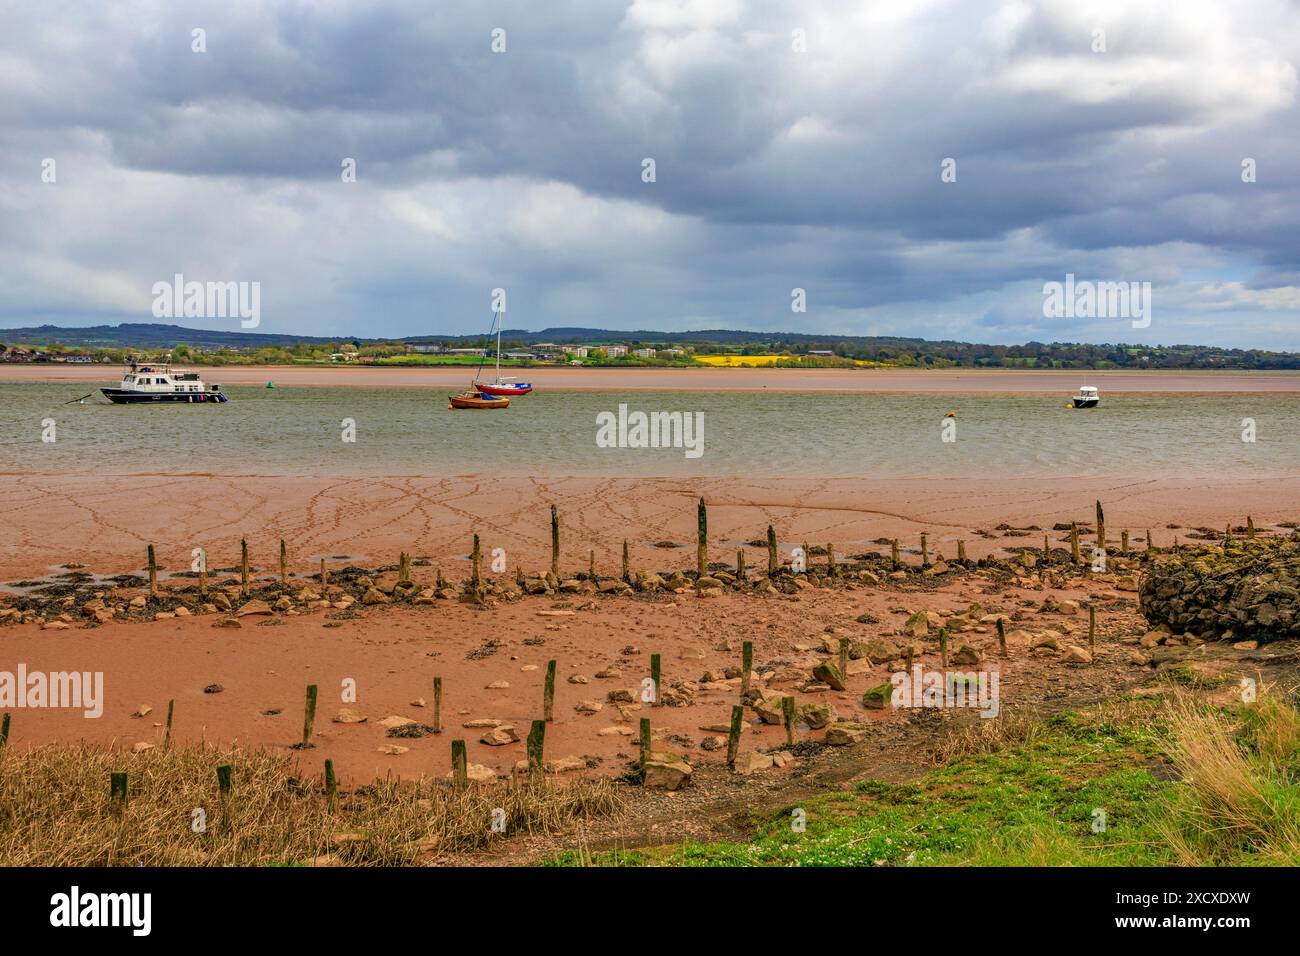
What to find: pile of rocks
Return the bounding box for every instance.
[1140,536,1300,642]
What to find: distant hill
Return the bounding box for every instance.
[2,322,1298,369]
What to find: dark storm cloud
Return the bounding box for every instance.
[0,0,1297,347]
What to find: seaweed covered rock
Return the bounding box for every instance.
[1140,537,1300,642]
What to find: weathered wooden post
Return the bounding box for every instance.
[1095,500,1105,554]
[726,704,743,769]
[921,533,929,567]
[639,717,651,770]
[164,699,174,748]
[838,638,850,685]
[543,660,557,721]
[622,540,630,583]
[741,641,753,696]
[782,696,796,746]
[399,550,410,584]
[650,653,661,707]
[827,543,837,577]
[588,549,596,581]
[1146,529,1154,553]
[324,759,337,808]
[147,544,157,598]
[1247,516,1256,539]
[767,525,778,575]
[550,504,560,579]
[109,771,128,813]
[302,684,318,748]
[1088,605,1096,653]
[736,548,746,581]
[216,763,232,798]
[1225,523,1232,546]
[905,645,914,670]
[891,539,901,570]
[802,541,810,573]
[1070,523,1080,564]
[939,627,949,669]
[319,558,328,590]
[957,540,967,564]
[1121,530,1129,557]
[1043,534,1050,562]
[432,676,443,734]
[451,739,468,789]
[199,550,208,597]
[527,719,546,777]
[697,498,708,578]
[240,538,250,595]
[280,539,289,587]
[0,712,10,748]
[471,534,481,588]
[997,618,1007,657]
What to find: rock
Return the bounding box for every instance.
[362,587,389,605]
[174,605,192,617]
[131,742,155,754]
[752,693,789,724]
[800,702,836,729]
[1063,645,1093,663]
[951,644,981,665]
[486,680,510,690]
[771,751,796,768]
[131,704,152,718]
[203,683,223,694]
[546,756,587,774]
[480,725,519,746]
[567,674,589,684]
[732,751,774,775]
[606,688,635,703]
[378,716,416,731]
[811,659,846,691]
[700,735,724,751]
[574,699,603,714]
[41,620,71,630]
[379,744,409,755]
[462,718,502,728]
[332,708,368,724]
[861,683,892,709]
[1233,640,1259,651]
[904,610,931,638]
[825,723,867,745]
[642,753,692,790]
[235,599,273,617]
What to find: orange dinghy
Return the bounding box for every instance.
[448,390,510,410]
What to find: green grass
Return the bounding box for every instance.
[547,693,1300,867]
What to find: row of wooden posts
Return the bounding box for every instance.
[142,498,1219,600]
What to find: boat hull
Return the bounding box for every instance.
[1072,398,1099,408]
[449,392,510,409]
[101,388,228,404]
[473,381,533,396]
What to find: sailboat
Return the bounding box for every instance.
[473,311,534,397]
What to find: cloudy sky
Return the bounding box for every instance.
[2,0,1299,348]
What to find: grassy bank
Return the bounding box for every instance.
[548,689,1300,867]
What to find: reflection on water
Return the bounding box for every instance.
[1,383,1296,479]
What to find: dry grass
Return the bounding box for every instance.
[925,708,1042,765]
[0,743,624,866]
[1155,687,1300,865]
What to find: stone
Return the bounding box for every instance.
[379,744,409,755]
[951,644,981,665]
[752,693,789,724]
[362,587,389,605]
[904,611,931,638]
[378,716,416,731]
[481,725,519,746]
[861,683,892,709]
[812,659,846,691]
[574,699,603,714]
[235,599,273,616]
[825,723,867,745]
[332,708,368,724]
[800,702,836,729]
[1063,645,1092,663]
[732,751,774,775]
[642,753,692,790]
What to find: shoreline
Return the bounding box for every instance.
[3,364,1300,392]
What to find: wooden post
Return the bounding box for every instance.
[1043,534,1050,562]
[550,504,560,579]
[164,699,174,749]
[736,548,746,581]
[1088,605,1096,653]
[280,539,288,587]
[741,641,753,696]
[827,543,836,576]
[802,542,810,574]
[110,771,128,813]
[782,696,796,746]
[767,525,777,576]
[436,564,447,590]
[838,638,849,685]
[726,704,743,769]
[697,498,708,578]
[589,549,595,581]
[432,676,443,734]
[527,719,546,777]
[905,645,914,670]
[399,550,410,584]
[0,712,9,748]
[240,538,249,595]
[199,550,207,597]
[471,534,481,588]
[957,540,967,564]
[891,539,901,570]
[939,627,948,669]
[324,759,337,808]
[451,740,468,789]
[622,540,630,583]
[302,684,318,748]
[650,654,661,707]
[1147,529,1154,553]
[921,533,929,567]
[1070,523,1080,564]
[1247,516,1256,539]
[1225,523,1232,545]
[147,544,157,598]
[638,717,651,770]
[216,763,232,797]
[1121,530,1129,557]
[543,660,556,721]
[997,618,1007,657]
[320,558,327,590]
[1095,500,1105,554]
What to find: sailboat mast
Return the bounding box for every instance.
[496,318,502,382]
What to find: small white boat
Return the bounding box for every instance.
[100,361,228,404]
[1071,386,1100,409]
